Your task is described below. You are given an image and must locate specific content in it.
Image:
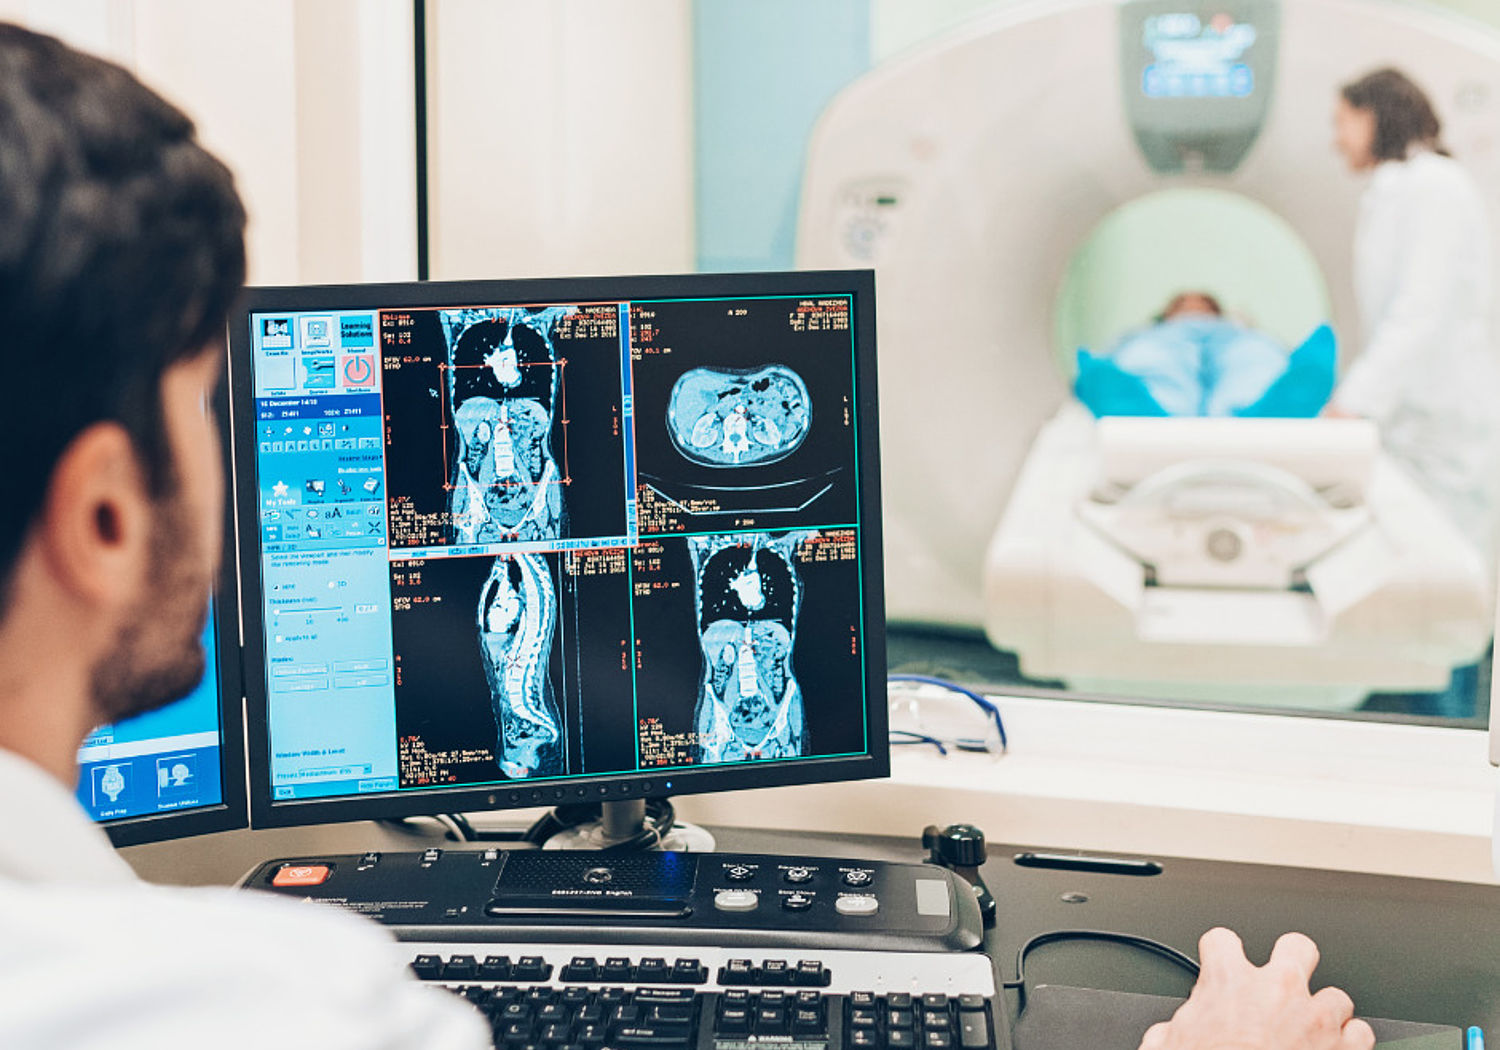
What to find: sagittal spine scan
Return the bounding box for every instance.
[668,364,811,467]
[478,553,562,778]
[689,532,812,762]
[441,307,574,543]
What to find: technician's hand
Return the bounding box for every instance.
[1136,928,1375,1050]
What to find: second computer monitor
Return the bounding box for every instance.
[231,271,885,828]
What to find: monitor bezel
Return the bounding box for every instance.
[228,270,887,830]
[98,356,250,848]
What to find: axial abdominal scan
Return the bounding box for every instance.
[667,364,811,467]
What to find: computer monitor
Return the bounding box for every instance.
[77,378,248,847]
[229,271,886,835]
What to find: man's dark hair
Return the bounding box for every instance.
[1341,67,1450,162]
[0,24,246,598]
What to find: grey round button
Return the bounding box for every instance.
[836,894,879,916]
[1206,527,1244,562]
[714,889,759,912]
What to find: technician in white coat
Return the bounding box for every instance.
[1328,67,1500,559]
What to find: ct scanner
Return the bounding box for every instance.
[795,0,1500,705]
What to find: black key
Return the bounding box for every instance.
[958,1010,990,1048]
[613,1024,693,1046]
[755,1006,789,1034]
[794,959,828,986]
[795,991,824,1008]
[889,1029,917,1048]
[610,1004,641,1024]
[561,987,591,1006]
[721,990,751,1005]
[515,956,552,981]
[561,956,599,982]
[576,1022,608,1046]
[758,991,787,1008]
[500,1020,532,1040]
[635,988,695,1005]
[410,954,442,979]
[850,1007,879,1028]
[849,1030,879,1048]
[500,1003,532,1022]
[537,1003,569,1022]
[717,1005,751,1033]
[575,1003,603,1024]
[671,958,708,984]
[526,987,556,1006]
[538,1022,571,1043]
[598,988,628,1005]
[922,994,951,1012]
[923,1011,954,1031]
[887,993,914,1010]
[602,957,634,981]
[721,958,757,985]
[760,959,792,984]
[792,1007,827,1034]
[648,1004,695,1024]
[636,957,669,982]
[481,955,514,980]
[958,995,986,1012]
[850,991,877,1007]
[925,1031,954,1049]
[889,1009,915,1029]
[443,955,478,980]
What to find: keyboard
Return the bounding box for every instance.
[407,941,1000,1048]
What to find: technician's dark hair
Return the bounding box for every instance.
[0,24,246,602]
[1341,67,1450,162]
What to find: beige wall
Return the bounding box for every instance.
[424,0,694,281]
[0,0,416,285]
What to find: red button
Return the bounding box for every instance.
[272,864,331,887]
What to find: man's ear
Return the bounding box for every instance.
[35,423,154,608]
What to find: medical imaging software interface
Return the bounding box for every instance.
[76,617,226,823]
[248,292,874,803]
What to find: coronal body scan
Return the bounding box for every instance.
[477,553,563,778]
[667,364,811,467]
[689,532,812,763]
[442,307,574,543]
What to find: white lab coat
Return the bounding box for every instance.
[0,747,489,1050]
[1334,149,1500,557]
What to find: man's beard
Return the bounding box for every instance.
[89,492,213,726]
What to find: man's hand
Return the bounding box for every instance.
[1138,928,1375,1050]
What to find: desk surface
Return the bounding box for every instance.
[125,822,1500,1046]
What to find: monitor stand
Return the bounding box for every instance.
[541,798,715,852]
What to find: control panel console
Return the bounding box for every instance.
[241,849,985,952]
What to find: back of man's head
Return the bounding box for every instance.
[0,23,246,610]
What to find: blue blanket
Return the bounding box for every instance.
[1075,320,1336,419]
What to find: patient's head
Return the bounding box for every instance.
[1158,291,1224,322]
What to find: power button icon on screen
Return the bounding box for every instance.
[341,354,376,388]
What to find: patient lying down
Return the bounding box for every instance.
[1075,291,1335,419]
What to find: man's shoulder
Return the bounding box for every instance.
[0,878,489,1048]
